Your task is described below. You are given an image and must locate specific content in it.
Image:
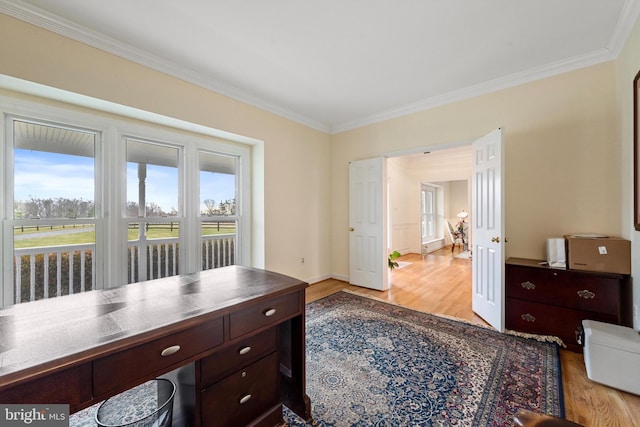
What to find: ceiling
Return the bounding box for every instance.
[1,0,639,134]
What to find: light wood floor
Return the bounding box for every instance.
[305,250,640,427]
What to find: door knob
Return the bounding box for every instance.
[491,236,500,243]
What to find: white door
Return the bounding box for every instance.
[471,128,505,331]
[349,158,388,290]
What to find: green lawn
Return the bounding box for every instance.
[14,224,236,249]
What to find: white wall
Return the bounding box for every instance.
[448,180,470,222]
[388,156,419,253]
[616,13,640,328]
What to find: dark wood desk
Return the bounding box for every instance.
[0,266,311,426]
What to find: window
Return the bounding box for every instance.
[199,151,238,270]
[9,118,99,304]
[421,184,437,243]
[1,96,251,307]
[126,138,181,283]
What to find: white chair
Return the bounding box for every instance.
[446,221,464,253]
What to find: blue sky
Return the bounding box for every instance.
[14,150,235,213]
[14,151,94,201]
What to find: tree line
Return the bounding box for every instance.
[15,197,235,219]
[15,197,94,219]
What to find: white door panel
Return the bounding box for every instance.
[471,128,504,331]
[349,158,387,290]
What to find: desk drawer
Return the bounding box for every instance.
[506,265,621,314]
[200,327,277,387]
[0,364,91,411]
[201,352,279,427]
[229,292,299,339]
[506,298,617,352]
[94,317,223,397]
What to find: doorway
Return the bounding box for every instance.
[386,144,473,317]
[385,128,504,332]
[348,129,504,330]
[387,145,473,256]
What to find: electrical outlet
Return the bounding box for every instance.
[301,257,305,264]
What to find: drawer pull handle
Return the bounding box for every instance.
[239,346,252,355]
[520,281,535,290]
[239,394,252,404]
[264,308,277,317]
[521,313,536,322]
[577,290,595,299]
[160,345,181,357]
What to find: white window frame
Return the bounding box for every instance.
[5,115,103,304]
[198,150,242,271]
[0,93,252,306]
[421,184,437,244]
[122,135,185,284]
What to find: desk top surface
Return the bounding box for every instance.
[0,266,307,386]
[505,257,626,278]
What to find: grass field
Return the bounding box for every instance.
[13,223,236,249]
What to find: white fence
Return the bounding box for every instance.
[128,237,180,284]
[14,243,95,303]
[202,234,235,270]
[13,234,236,304]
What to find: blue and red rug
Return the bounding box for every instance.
[285,291,564,426]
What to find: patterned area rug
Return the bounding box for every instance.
[285,292,564,427]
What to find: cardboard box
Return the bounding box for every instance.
[565,235,631,274]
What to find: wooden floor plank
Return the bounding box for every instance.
[305,250,640,427]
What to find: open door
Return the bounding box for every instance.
[471,128,505,331]
[348,158,388,290]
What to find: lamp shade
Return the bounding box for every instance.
[456,210,469,219]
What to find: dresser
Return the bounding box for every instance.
[0,266,311,426]
[505,258,632,352]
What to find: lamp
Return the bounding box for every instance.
[456,210,469,221]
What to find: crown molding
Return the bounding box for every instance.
[2,0,638,136]
[607,0,640,54]
[0,0,332,133]
[332,0,640,133]
[330,48,617,134]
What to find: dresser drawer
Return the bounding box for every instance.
[200,327,277,387]
[201,352,279,427]
[229,292,299,339]
[506,265,622,315]
[94,317,223,397]
[506,298,617,352]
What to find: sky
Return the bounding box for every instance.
[14,150,235,213]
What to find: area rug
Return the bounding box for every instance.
[285,291,563,427]
[454,250,472,259]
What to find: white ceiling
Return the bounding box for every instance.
[2,0,639,133]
